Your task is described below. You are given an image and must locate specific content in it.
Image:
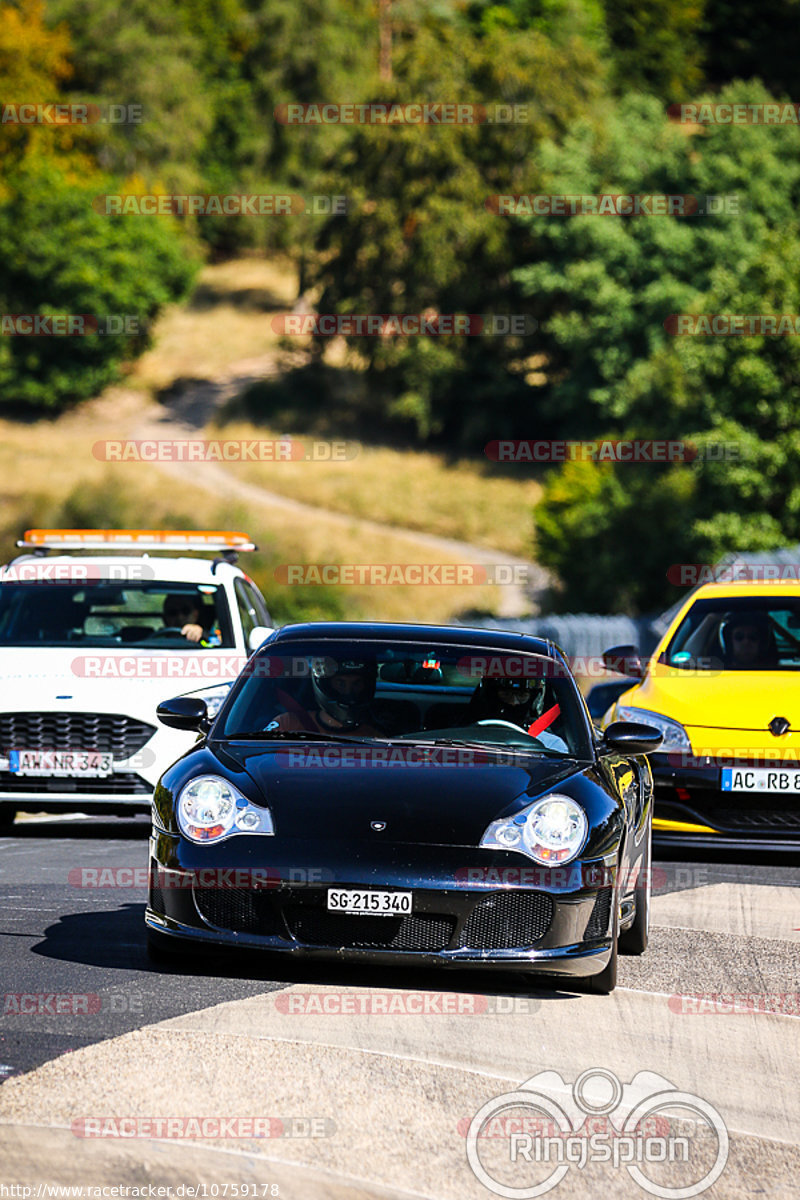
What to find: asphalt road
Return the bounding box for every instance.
[1,816,799,1198]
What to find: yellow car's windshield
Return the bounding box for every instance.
[663,597,800,671]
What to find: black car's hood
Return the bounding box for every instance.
[214,740,587,845]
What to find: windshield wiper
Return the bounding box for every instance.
[412,737,572,757]
[218,730,379,743]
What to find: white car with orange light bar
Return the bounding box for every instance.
[0,529,272,831]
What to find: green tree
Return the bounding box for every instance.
[45,0,213,191]
[601,0,705,99]
[521,83,800,610]
[305,17,603,445]
[0,161,198,410]
[701,0,800,96]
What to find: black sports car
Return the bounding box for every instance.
[146,622,662,993]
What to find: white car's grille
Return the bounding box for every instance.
[0,711,155,757]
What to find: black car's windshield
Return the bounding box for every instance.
[663,596,800,671]
[0,582,235,648]
[218,638,593,757]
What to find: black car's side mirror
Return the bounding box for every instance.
[156,696,209,731]
[601,644,644,678]
[602,721,663,756]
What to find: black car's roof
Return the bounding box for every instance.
[266,621,558,658]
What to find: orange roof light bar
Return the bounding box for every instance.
[17,529,257,553]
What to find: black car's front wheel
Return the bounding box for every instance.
[619,822,651,956]
[0,805,16,835]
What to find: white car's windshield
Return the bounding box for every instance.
[0,582,235,648]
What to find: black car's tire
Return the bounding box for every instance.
[619,821,651,956]
[0,805,16,834]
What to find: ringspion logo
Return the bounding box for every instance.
[466,1069,728,1197]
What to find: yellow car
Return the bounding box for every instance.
[601,581,800,849]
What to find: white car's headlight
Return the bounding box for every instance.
[616,705,690,752]
[177,683,233,721]
[480,795,588,865]
[177,775,274,843]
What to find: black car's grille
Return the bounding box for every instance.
[149,864,165,915]
[459,891,553,950]
[0,712,155,757]
[584,889,612,939]
[194,886,284,938]
[284,906,456,951]
[0,771,150,794]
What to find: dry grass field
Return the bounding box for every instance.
[0,257,543,624]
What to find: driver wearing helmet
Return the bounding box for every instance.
[466,675,569,752]
[269,655,384,735]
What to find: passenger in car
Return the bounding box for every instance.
[268,656,385,736]
[719,613,779,670]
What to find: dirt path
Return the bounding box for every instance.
[116,354,550,618]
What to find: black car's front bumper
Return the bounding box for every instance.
[651,752,800,849]
[145,831,618,978]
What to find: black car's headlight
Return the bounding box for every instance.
[480,795,588,865]
[177,775,274,843]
